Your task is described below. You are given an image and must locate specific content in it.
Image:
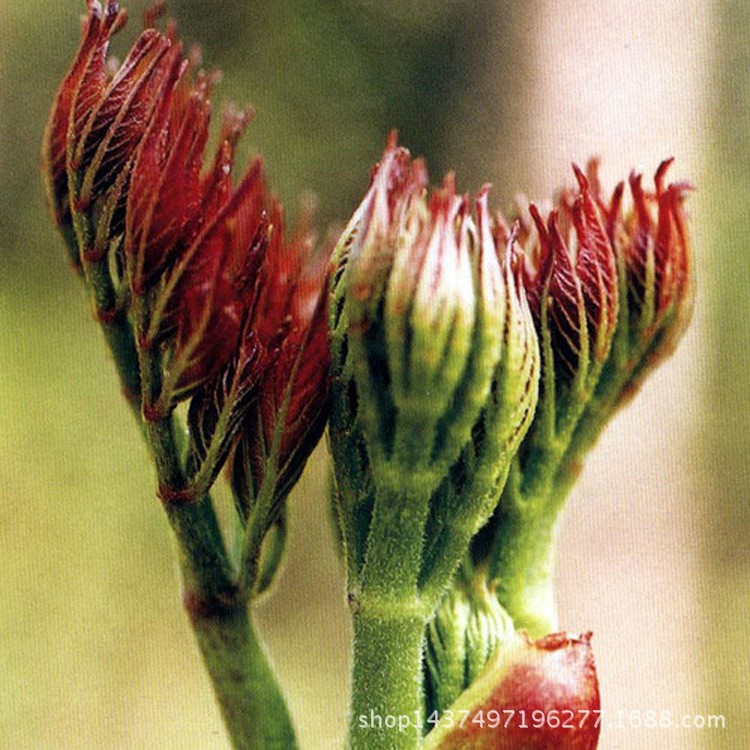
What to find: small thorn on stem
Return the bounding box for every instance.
[183,588,242,621]
[157,481,199,505]
[142,399,167,423]
[94,305,119,324]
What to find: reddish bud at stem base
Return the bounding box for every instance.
[426,632,601,750]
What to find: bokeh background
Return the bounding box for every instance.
[1,1,748,747]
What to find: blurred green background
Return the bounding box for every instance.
[0,1,747,747]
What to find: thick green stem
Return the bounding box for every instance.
[485,373,627,637]
[165,498,238,606]
[489,502,559,638]
[342,469,436,748]
[363,475,433,598]
[349,602,426,750]
[484,436,584,636]
[188,601,297,750]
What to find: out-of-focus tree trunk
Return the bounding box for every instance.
[705,0,750,736]
[708,1,750,565]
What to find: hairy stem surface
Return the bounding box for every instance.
[349,601,426,750]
